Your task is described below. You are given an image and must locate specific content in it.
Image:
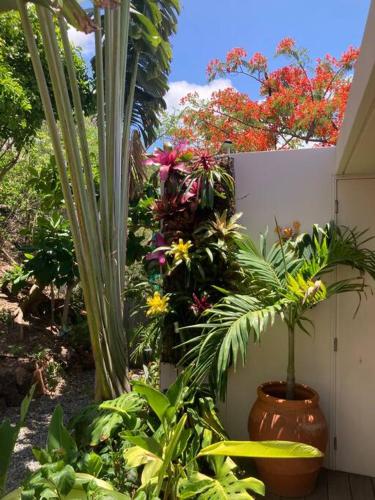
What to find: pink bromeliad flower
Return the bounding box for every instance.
[181,179,200,204]
[146,143,191,182]
[146,233,168,266]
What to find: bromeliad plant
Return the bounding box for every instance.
[143,144,240,364]
[4,374,322,499]
[184,222,375,400]
[1,0,179,399]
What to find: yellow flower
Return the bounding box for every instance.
[169,239,193,262]
[146,292,169,316]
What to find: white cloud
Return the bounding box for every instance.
[164,78,233,113]
[68,27,95,59]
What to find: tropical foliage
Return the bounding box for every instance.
[4,0,179,400]
[183,222,375,399]
[140,143,241,364]
[3,374,322,499]
[90,0,180,148]
[126,0,180,147]
[167,39,359,152]
[0,8,93,181]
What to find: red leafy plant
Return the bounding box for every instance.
[143,144,239,364]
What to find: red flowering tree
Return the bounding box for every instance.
[169,39,359,152]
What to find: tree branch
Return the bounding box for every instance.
[0,148,22,183]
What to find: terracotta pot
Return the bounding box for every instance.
[248,381,328,498]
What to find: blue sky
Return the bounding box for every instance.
[70,0,371,110]
[170,0,370,84]
[163,0,371,108]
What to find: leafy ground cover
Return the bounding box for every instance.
[2,373,321,499]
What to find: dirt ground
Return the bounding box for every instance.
[0,255,145,492]
[0,257,96,491]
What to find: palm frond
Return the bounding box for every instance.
[298,222,375,279]
[182,295,284,399]
[236,234,302,296]
[184,222,375,399]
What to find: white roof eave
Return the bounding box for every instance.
[336,0,375,175]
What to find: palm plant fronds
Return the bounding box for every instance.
[129,0,180,146]
[181,295,285,400]
[90,0,180,147]
[297,223,375,278]
[183,222,375,399]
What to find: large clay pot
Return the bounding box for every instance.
[248,381,328,498]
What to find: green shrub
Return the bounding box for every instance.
[4,373,322,499]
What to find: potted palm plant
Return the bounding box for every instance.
[184,222,375,497]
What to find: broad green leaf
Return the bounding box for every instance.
[238,477,265,496]
[123,445,161,469]
[122,435,162,458]
[73,473,115,490]
[32,447,52,465]
[0,420,17,494]
[62,473,131,499]
[166,369,191,408]
[199,440,323,459]
[86,491,130,500]
[47,405,77,462]
[156,414,187,494]
[172,428,192,460]
[141,458,163,486]
[87,412,123,446]
[1,488,22,499]
[81,452,103,477]
[20,385,35,423]
[53,464,75,496]
[132,381,170,421]
[178,459,261,500]
[178,473,213,498]
[132,10,162,48]
[99,392,144,416]
[0,386,35,494]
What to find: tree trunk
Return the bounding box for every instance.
[286,325,295,400]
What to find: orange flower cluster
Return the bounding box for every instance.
[171,39,359,153]
[275,221,301,241]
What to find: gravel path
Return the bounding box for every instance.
[3,370,95,493]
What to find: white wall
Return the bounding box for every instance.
[220,147,337,466]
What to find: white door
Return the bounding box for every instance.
[335,177,375,476]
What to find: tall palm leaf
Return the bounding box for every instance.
[129,0,179,146]
[91,0,180,147]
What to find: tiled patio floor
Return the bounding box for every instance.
[264,469,375,500]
